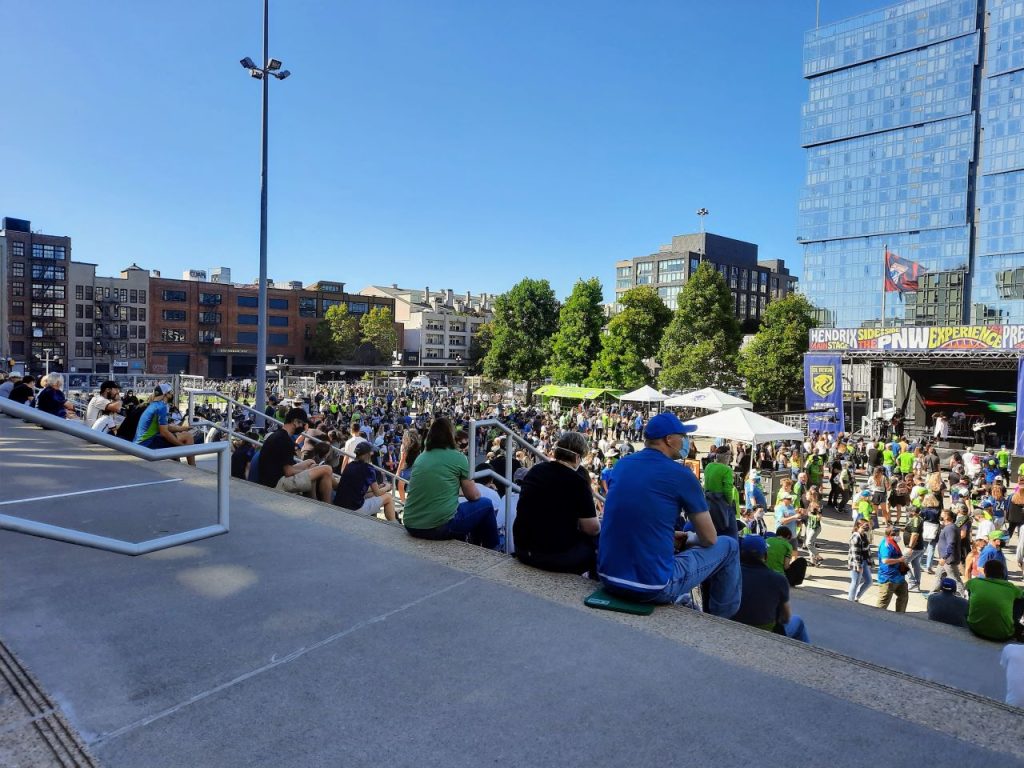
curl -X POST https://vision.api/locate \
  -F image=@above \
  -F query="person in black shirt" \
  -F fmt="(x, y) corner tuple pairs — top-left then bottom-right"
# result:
(9, 375), (36, 405)
(257, 408), (334, 502)
(732, 535), (809, 642)
(334, 441), (396, 520)
(513, 431), (600, 576)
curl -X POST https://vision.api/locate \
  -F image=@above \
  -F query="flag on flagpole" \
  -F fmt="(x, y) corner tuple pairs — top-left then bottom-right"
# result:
(884, 249), (923, 294)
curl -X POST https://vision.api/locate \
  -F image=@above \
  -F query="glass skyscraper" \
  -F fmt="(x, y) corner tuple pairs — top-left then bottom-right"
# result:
(798, 0), (1024, 328)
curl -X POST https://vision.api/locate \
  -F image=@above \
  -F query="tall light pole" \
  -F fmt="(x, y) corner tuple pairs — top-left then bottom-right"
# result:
(240, 0), (291, 428)
(696, 208), (709, 262)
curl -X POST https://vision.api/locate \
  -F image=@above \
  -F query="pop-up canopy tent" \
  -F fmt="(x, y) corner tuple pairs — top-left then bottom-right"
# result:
(618, 385), (668, 403)
(665, 387), (752, 411)
(683, 408), (802, 443)
(533, 384), (623, 401)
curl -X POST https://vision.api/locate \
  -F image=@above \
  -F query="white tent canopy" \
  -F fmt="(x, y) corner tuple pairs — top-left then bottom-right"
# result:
(666, 387), (752, 411)
(618, 385), (668, 403)
(683, 408), (802, 443)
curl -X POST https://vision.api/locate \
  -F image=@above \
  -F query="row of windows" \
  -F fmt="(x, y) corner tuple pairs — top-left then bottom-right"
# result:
(982, 70), (1024, 175)
(77, 303), (146, 322)
(158, 330), (290, 346)
(987, 0), (1024, 76)
(30, 243), (67, 260)
(163, 291), (378, 316)
(8, 321), (67, 337)
(801, 227), (971, 326)
(802, 33), (977, 147)
(74, 341), (146, 359)
(74, 285), (147, 303)
(802, 0), (977, 77)
(799, 115), (975, 242)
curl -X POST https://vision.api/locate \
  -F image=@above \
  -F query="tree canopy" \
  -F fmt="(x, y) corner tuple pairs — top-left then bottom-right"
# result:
(310, 304), (360, 363)
(739, 292), (817, 408)
(484, 278), (560, 386)
(587, 285), (671, 389)
(658, 262), (742, 391)
(546, 277), (605, 385)
(360, 306), (398, 359)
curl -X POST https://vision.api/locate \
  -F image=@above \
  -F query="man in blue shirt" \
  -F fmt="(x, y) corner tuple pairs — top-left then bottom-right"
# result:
(597, 413), (741, 617)
(134, 383), (197, 466)
(977, 530), (1008, 572)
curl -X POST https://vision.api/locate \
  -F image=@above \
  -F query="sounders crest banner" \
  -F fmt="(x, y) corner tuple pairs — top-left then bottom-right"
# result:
(804, 354), (844, 435)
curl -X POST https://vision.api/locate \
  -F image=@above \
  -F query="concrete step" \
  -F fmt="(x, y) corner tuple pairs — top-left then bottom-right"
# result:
(2, 414), (1023, 768)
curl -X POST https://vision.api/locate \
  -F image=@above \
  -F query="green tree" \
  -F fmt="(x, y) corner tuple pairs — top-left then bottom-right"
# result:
(313, 303), (359, 362)
(483, 278), (560, 392)
(739, 293), (817, 408)
(658, 262), (742, 391)
(360, 306), (398, 358)
(546, 277), (605, 385)
(587, 286), (671, 389)
(309, 321), (342, 363)
(467, 321), (493, 375)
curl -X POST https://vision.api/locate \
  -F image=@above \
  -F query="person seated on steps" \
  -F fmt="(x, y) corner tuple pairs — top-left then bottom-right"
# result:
(732, 534), (809, 642)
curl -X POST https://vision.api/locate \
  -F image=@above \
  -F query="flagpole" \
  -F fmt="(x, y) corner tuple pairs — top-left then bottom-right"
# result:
(881, 244), (887, 328)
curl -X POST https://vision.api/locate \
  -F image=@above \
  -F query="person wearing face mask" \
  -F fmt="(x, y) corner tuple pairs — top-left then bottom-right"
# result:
(513, 431), (600, 576)
(257, 407), (334, 502)
(597, 413), (741, 617)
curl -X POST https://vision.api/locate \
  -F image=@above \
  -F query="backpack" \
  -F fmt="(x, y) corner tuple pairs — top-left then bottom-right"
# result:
(705, 491), (738, 538)
(115, 403), (147, 442)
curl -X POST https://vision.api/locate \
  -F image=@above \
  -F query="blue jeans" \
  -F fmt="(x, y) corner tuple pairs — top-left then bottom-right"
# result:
(782, 615), (809, 643)
(638, 537), (741, 618)
(405, 498), (499, 550)
(904, 547), (924, 590)
(924, 542), (937, 571)
(848, 562), (872, 601)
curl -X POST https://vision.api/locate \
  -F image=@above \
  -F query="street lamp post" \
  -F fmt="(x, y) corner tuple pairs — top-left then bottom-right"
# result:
(240, 0), (291, 428)
(272, 354), (288, 393)
(696, 208), (709, 262)
(41, 350), (59, 377)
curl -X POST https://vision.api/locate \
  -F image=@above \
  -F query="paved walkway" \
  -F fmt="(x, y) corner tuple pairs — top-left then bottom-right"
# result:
(2, 416), (1023, 768)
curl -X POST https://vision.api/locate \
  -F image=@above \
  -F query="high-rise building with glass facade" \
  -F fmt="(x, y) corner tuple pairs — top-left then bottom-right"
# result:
(798, 0), (1024, 328)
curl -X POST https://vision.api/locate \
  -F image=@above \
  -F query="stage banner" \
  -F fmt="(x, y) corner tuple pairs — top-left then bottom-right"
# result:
(1016, 357), (1024, 456)
(804, 354), (844, 435)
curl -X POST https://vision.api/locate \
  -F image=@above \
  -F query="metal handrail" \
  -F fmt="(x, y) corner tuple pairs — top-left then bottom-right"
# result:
(185, 389), (405, 491)
(0, 397), (230, 555)
(467, 417), (606, 555)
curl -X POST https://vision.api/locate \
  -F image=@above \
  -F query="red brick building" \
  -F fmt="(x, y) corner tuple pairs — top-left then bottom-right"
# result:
(148, 278), (397, 377)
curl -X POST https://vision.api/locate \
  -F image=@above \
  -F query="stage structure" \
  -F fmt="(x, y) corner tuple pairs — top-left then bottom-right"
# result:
(805, 325), (1024, 453)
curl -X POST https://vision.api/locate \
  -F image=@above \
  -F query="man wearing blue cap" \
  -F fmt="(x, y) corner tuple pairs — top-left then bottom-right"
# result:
(732, 535), (809, 642)
(597, 412), (741, 617)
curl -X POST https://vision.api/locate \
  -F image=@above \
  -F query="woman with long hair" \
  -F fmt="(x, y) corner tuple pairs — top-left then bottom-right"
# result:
(402, 417), (498, 549)
(395, 429), (422, 503)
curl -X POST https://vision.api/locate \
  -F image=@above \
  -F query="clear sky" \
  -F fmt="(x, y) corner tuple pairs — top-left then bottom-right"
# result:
(3, 0), (886, 301)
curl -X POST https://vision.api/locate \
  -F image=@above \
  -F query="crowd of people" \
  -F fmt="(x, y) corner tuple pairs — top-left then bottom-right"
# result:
(3, 371), (1023, 661)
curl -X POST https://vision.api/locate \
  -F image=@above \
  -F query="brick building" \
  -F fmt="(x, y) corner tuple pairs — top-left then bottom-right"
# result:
(1, 217), (72, 375)
(148, 277), (397, 377)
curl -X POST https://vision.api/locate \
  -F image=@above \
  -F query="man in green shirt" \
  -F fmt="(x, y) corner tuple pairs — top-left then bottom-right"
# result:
(997, 445), (1011, 480)
(966, 560), (1024, 642)
(897, 448), (915, 478)
(882, 446), (895, 476)
(765, 527), (806, 587)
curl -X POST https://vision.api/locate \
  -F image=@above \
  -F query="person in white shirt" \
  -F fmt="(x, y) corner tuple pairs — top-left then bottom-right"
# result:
(86, 380), (123, 430)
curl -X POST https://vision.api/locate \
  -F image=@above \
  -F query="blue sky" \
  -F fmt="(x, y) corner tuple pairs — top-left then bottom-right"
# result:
(3, 0), (885, 301)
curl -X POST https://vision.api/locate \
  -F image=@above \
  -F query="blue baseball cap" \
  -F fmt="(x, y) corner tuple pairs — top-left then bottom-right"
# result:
(644, 412), (696, 439)
(740, 535), (768, 558)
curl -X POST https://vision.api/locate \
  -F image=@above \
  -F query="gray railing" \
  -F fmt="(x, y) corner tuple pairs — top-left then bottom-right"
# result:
(0, 397), (230, 555)
(467, 417), (605, 554)
(185, 389), (405, 491)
